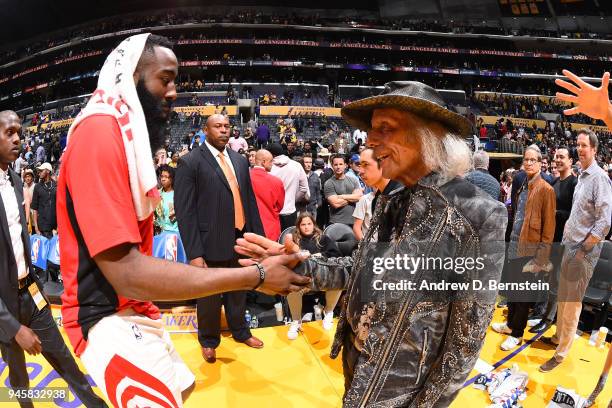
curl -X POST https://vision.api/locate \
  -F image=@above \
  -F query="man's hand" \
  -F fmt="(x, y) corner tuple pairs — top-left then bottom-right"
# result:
(189, 257), (207, 268)
(235, 233), (300, 265)
(15, 325), (42, 355)
(257, 252), (312, 296)
(556, 70), (612, 124)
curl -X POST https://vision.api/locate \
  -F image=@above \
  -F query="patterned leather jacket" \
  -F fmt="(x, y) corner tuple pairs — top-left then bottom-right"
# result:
(298, 173), (508, 407)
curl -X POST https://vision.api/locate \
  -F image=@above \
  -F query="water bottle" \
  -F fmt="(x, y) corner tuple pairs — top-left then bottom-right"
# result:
(314, 298), (323, 321)
(589, 329), (600, 346)
(245, 310), (252, 327)
(251, 315), (259, 329)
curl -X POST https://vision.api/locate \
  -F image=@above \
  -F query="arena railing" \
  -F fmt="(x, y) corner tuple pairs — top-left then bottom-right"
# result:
(2, 57), (605, 104)
(2, 22), (611, 72)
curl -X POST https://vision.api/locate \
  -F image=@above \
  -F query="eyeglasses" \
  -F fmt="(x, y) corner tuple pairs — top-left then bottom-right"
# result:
(523, 158), (541, 164)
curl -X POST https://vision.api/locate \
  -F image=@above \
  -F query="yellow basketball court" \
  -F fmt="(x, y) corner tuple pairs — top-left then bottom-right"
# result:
(2, 308), (609, 407)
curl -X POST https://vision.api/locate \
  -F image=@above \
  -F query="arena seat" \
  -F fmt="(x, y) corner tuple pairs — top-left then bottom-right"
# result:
(323, 223), (356, 257)
(152, 231), (188, 264)
(583, 240), (612, 331)
(30, 234), (50, 271)
(278, 226), (296, 244)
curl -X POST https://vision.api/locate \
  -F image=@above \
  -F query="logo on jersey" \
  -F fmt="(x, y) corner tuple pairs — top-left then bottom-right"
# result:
(131, 324), (143, 342)
(31, 239), (40, 264)
(164, 235), (178, 262)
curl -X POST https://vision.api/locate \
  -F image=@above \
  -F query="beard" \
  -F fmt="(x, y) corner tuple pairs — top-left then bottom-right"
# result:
(136, 79), (170, 153)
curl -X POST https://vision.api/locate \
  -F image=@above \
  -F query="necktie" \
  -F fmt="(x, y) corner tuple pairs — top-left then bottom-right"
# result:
(218, 153), (245, 230)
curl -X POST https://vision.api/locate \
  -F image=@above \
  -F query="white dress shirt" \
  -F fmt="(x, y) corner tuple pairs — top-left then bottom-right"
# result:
(0, 168), (28, 279)
(204, 140), (237, 177)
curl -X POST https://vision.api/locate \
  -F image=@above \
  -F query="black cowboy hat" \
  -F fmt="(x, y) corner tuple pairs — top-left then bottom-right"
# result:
(341, 81), (473, 136)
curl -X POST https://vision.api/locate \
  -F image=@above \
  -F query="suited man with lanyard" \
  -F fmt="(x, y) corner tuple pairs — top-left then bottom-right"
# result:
(175, 114), (265, 363)
(0, 111), (106, 407)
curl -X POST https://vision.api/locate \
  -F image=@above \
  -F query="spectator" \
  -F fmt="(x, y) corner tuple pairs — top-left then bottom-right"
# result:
(538, 129), (612, 372)
(247, 117), (257, 136)
(31, 162), (56, 238)
(352, 128), (367, 145)
(303, 141), (316, 158)
(35, 143), (46, 164)
(530, 146), (577, 334)
(299, 155), (322, 219)
(13, 152), (26, 175)
(250, 149), (285, 241)
(324, 154), (362, 227)
(541, 156), (551, 175)
(550, 160), (559, 178)
(285, 141), (302, 159)
(154, 165), (178, 233)
(189, 135), (201, 151)
(269, 143), (310, 231)
(154, 148), (168, 169)
(346, 153), (368, 192)
(243, 127), (254, 145)
(228, 129), (248, 153)
(286, 212), (342, 340)
(500, 169), (514, 205)
(255, 122), (270, 149)
(22, 169), (35, 233)
(314, 157), (332, 228)
(465, 150), (501, 200)
(492, 145), (556, 351)
(24, 145), (33, 164)
(352, 148), (396, 240)
(247, 147), (257, 168)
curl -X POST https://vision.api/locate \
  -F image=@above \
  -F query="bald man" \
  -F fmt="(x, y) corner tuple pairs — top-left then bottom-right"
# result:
(174, 113), (266, 363)
(250, 149), (286, 241)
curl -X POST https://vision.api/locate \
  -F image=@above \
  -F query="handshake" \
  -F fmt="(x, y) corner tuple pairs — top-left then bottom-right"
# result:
(233, 233), (313, 296)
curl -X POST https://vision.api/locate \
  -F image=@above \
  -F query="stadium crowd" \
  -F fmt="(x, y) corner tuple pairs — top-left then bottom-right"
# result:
(1, 25), (611, 407)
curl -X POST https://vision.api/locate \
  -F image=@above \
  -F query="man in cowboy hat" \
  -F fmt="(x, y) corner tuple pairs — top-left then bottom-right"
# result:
(236, 81), (508, 407)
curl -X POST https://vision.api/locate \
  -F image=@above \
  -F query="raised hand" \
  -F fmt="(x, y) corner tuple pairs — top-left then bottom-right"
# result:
(555, 70), (612, 125)
(235, 233), (299, 266)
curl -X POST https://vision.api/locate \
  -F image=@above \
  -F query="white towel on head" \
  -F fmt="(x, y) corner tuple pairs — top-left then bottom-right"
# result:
(67, 33), (160, 220)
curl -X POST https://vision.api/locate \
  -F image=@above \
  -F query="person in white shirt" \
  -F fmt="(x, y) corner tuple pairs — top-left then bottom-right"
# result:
(268, 143), (310, 230)
(13, 152), (27, 175)
(352, 128), (367, 145)
(228, 129), (249, 152)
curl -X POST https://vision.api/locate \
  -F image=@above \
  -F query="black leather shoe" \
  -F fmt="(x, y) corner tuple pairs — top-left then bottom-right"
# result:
(529, 319), (552, 334)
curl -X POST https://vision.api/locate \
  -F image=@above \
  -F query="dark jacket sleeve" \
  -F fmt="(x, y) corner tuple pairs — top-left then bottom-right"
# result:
(410, 203), (508, 407)
(30, 184), (39, 211)
(174, 157), (204, 261)
(0, 298), (21, 343)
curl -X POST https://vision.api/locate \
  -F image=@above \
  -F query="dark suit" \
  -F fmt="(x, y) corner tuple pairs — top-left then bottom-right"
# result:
(0, 169), (105, 407)
(175, 144), (264, 348)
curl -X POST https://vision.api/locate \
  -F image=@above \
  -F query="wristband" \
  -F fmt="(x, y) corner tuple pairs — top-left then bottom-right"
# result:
(253, 263), (266, 290)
